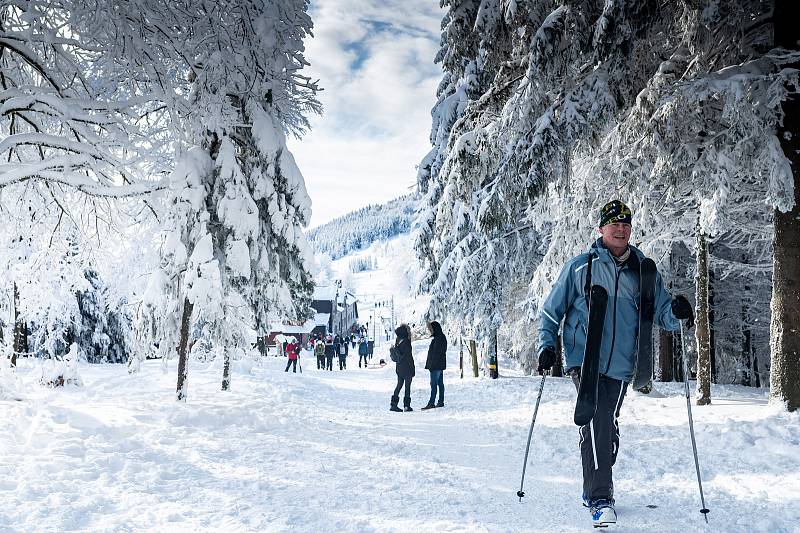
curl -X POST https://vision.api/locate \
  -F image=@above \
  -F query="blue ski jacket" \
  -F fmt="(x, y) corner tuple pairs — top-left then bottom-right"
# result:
(537, 239), (679, 383)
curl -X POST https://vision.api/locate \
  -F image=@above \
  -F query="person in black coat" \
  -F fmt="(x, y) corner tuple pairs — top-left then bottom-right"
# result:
(337, 336), (348, 370)
(324, 335), (335, 371)
(390, 323), (415, 412)
(421, 320), (447, 410)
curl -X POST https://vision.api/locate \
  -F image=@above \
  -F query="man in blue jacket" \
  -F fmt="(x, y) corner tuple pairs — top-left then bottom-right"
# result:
(536, 200), (694, 527)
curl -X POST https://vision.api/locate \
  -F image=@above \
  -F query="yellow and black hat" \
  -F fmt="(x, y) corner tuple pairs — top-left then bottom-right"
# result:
(599, 200), (632, 227)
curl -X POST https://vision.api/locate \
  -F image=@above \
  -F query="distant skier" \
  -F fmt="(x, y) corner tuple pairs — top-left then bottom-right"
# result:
(389, 323), (415, 412)
(421, 321), (447, 410)
(536, 200), (694, 527)
(284, 340), (299, 373)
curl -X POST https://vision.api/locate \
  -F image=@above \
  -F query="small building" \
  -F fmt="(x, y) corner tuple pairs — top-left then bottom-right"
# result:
(263, 318), (316, 353)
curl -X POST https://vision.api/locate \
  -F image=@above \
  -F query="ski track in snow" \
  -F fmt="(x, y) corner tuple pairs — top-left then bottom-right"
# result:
(1, 345), (799, 533)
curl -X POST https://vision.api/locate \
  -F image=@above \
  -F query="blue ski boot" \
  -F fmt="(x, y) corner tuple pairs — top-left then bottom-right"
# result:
(589, 499), (616, 528)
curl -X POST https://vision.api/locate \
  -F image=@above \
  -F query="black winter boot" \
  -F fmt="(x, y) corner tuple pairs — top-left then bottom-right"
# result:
(403, 396), (413, 412)
(390, 395), (402, 412)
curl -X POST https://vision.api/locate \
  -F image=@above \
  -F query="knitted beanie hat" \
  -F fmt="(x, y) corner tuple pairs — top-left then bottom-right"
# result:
(599, 200), (632, 227)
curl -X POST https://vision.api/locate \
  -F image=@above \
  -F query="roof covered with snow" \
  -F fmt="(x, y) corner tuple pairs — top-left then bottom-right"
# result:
(313, 285), (358, 305)
(270, 318), (316, 334)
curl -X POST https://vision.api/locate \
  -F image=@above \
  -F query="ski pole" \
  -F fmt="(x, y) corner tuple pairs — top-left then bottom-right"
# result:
(679, 320), (710, 522)
(517, 371), (548, 502)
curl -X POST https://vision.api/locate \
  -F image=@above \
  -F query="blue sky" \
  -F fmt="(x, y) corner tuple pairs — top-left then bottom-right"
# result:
(286, 0), (444, 228)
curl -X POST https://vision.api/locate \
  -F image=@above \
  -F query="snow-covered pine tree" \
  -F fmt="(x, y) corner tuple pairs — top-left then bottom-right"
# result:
(74, 269), (132, 364)
(415, 0), (800, 395)
(0, 0), (170, 369)
(110, 0), (319, 398)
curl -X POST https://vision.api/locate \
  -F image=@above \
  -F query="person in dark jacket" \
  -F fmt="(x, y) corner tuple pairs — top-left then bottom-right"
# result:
(358, 337), (369, 368)
(337, 336), (348, 370)
(390, 323), (415, 412)
(324, 335), (335, 371)
(421, 321), (447, 410)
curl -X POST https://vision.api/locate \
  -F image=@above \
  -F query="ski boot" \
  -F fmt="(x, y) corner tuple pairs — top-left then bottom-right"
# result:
(589, 499), (616, 528)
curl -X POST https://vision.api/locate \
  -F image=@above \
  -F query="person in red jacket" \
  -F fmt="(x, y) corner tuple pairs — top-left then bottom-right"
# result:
(284, 340), (299, 373)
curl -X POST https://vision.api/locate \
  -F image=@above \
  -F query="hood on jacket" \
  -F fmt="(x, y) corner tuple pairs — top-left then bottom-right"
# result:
(429, 320), (443, 337)
(395, 323), (411, 339)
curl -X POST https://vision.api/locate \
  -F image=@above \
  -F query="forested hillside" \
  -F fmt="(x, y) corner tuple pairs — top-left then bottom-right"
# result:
(307, 194), (418, 259)
(414, 1), (799, 408)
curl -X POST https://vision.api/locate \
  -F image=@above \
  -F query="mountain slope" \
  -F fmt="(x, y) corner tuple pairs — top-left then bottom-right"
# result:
(307, 194), (418, 260)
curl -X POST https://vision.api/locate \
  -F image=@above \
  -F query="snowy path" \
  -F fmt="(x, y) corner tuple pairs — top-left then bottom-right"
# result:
(1, 342), (799, 532)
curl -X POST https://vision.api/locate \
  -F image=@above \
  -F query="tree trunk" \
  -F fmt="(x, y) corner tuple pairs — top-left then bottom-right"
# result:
(222, 351), (231, 391)
(488, 332), (499, 379)
(770, 0), (800, 412)
(658, 329), (674, 382)
(11, 282), (27, 367)
(176, 297), (194, 402)
(469, 339), (479, 377)
(753, 352), (761, 388)
(459, 337), (464, 379)
(741, 285), (752, 387)
(695, 229), (712, 405)
(709, 269), (716, 383)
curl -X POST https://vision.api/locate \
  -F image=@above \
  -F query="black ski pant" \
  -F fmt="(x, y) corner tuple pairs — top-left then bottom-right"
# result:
(284, 359), (297, 373)
(393, 375), (412, 401)
(359, 354), (368, 367)
(316, 354), (325, 369)
(326, 355), (333, 371)
(338, 355), (347, 370)
(571, 370), (627, 503)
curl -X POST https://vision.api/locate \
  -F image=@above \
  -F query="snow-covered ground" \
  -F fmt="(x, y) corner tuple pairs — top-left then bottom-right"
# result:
(1, 345), (799, 533)
(3, 230), (798, 532)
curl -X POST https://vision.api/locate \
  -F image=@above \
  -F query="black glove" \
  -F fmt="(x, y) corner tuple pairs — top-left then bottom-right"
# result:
(537, 346), (557, 373)
(671, 295), (695, 328)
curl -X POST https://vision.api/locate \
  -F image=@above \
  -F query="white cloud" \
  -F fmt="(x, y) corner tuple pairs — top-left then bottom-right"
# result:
(286, 0), (443, 228)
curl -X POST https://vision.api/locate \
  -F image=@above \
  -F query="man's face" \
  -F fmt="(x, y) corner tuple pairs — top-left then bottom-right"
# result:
(599, 222), (632, 249)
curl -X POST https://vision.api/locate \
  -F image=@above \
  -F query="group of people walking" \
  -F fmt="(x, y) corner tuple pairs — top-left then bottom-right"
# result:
(389, 320), (447, 412)
(282, 319), (452, 412)
(281, 320), (451, 415)
(283, 333), (372, 373)
(312, 334), (360, 371)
